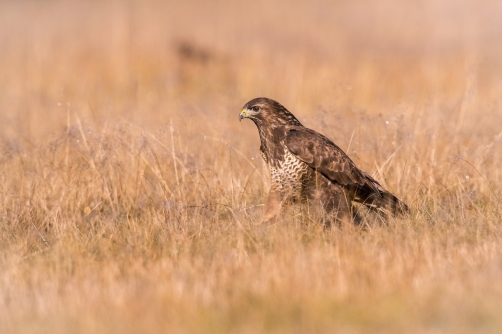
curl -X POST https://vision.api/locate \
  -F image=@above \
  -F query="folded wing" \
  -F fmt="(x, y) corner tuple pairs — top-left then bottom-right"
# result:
(285, 126), (408, 215)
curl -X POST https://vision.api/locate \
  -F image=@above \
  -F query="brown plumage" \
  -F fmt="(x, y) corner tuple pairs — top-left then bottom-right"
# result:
(239, 97), (409, 226)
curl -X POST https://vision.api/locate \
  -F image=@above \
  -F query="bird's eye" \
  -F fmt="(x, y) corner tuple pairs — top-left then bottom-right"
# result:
(251, 106), (260, 112)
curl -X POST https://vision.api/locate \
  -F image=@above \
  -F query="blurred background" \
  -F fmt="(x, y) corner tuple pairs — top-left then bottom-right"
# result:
(1, 0), (501, 143)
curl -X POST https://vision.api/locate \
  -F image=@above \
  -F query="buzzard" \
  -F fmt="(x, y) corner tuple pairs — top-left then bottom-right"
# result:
(239, 97), (409, 226)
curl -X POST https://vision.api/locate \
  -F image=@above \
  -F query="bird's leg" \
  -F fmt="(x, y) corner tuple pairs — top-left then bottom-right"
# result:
(259, 188), (287, 226)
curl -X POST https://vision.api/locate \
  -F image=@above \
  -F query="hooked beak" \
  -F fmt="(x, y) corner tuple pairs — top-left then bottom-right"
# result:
(239, 108), (258, 121)
(239, 109), (246, 121)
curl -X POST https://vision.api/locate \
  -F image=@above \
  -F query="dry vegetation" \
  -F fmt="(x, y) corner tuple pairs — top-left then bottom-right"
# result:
(1, 0), (501, 333)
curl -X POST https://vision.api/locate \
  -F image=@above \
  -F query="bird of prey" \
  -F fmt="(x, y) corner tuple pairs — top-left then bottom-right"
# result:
(239, 97), (409, 226)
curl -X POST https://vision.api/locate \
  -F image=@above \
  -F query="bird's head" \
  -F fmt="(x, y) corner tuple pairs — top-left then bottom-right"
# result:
(239, 97), (302, 127)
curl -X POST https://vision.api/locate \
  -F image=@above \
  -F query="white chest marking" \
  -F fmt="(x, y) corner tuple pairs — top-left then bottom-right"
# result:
(269, 150), (310, 193)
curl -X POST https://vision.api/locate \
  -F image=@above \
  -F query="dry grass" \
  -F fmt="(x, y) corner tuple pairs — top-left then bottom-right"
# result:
(1, 0), (501, 333)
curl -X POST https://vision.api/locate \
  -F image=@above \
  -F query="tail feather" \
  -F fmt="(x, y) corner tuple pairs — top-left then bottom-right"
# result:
(353, 173), (409, 216)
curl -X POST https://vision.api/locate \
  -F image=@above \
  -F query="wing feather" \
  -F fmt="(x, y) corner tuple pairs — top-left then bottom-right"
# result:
(285, 126), (380, 194)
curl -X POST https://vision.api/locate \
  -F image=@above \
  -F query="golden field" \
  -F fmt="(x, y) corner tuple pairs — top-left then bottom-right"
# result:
(1, 0), (501, 332)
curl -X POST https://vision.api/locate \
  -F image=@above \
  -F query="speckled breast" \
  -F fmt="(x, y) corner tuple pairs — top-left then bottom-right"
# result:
(268, 150), (315, 199)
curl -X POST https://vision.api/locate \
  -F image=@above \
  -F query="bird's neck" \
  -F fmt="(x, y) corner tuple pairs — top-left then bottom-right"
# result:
(255, 123), (289, 166)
